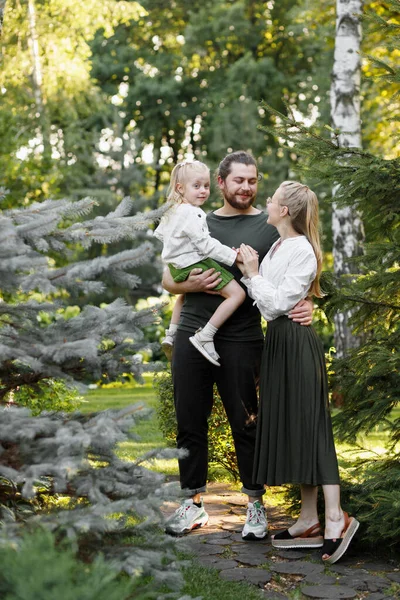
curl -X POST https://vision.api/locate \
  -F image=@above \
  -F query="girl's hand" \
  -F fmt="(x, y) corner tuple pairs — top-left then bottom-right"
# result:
(235, 249), (243, 263)
(238, 244), (259, 278)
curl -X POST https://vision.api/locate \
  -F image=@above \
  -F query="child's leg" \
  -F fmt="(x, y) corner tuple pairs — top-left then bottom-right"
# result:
(209, 280), (246, 329)
(170, 294), (184, 327)
(162, 294), (184, 360)
(189, 281), (245, 366)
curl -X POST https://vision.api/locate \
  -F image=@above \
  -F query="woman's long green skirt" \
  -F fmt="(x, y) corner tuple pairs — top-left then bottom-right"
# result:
(254, 316), (340, 487)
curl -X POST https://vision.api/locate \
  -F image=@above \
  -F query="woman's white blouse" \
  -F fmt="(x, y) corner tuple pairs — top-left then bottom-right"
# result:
(241, 236), (317, 322)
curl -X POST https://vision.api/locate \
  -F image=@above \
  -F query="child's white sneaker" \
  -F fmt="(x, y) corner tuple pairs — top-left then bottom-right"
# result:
(161, 329), (175, 361)
(189, 328), (220, 366)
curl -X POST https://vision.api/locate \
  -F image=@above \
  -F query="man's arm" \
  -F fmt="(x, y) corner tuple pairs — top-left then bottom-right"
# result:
(162, 266), (222, 295)
(288, 298), (313, 326)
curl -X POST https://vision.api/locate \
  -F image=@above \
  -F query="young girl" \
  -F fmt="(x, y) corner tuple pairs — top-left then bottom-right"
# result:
(238, 181), (359, 564)
(154, 160), (245, 366)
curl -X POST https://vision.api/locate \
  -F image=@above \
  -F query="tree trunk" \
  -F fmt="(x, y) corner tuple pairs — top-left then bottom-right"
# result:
(0, 0), (7, 37)
(27, 0), (51, 163)
(330, 0), (365, 358)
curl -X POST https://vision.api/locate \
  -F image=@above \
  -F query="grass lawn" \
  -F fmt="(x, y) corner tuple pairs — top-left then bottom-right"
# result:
(82, 377), (179, 477)
(82, 377), (399, 483)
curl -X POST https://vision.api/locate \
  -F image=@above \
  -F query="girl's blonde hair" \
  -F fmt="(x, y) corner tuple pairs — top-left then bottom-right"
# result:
(167, 160), (210, 204)
(279, 181), (324, 298)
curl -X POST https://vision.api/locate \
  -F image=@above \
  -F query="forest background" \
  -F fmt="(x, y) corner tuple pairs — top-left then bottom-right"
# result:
(0, 0), (399, 594)
(1, 0), (398, 350)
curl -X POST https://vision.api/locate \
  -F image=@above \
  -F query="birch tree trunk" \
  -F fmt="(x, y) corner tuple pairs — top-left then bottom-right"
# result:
(330, 0), (365, 358)
(0, 0), (7, 37)
(27, 0), (51, 162)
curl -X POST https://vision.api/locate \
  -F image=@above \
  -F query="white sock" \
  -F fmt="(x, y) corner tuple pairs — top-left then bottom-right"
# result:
(198, 322), (218, 341)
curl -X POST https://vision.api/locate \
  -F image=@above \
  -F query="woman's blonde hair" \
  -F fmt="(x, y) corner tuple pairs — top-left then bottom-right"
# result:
(167, 160), (210, 204)
(279, 181), (324, 298)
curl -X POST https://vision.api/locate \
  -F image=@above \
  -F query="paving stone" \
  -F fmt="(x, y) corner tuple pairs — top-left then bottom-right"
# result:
(271, 560), (324, 576)
(387, 572), (400, 583)
(230, 534), (271, 546)
(218, 492), (247, 504)
(189, 526), (222, 535)
(207, 530), (233, 539)
(219, 569), (246, 582)
(273, 549), (309, 560)
(179, 538), (205, 549)
(307, 549), (324, 561)
(324, 556), (358, 569)
(235, 553), (269, 566)
(301, 584), (358, 598)
(172, 484), (398, 600)
(190, 534), (209, 543)
(221, 515), (245, 524)
(196, 545), (223, 556)
(177, 542), (205, 556)
(336, 575), (368, 592)
(305, 573), (337, 585)
(357, 561), (399, 572)
(198, 557), (238, 570)
(240, 568), (272, 586)
(221, 523), (243, 532)
(195, 554), (219, 565)
(232, 544), (271, 556)
(230, 532), (247, 543)
(230, 507), (246, 516)
(339, 574), (391, 592)
(205, 537), (232, 545)
(327, 565), (357, 576)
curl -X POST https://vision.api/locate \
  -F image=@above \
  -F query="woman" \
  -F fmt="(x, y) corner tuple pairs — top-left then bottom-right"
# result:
(238, 181), (359, 564)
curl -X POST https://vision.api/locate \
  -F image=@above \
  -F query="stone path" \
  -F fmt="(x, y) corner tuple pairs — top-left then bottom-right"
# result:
(162, 483), (400, 599)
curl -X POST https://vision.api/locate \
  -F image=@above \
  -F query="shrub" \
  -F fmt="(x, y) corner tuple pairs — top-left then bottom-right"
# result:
(7, 379), (83, 415)
(0, 405), (185, 597)
(0, 528), (135, 600)
(153, 368), (239, 481)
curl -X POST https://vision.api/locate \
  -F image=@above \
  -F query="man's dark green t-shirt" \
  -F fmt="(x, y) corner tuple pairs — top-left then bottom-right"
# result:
(178, 211), (279, 341)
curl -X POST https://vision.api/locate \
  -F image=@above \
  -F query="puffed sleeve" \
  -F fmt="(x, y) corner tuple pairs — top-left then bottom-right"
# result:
(243, 249), (317, 321)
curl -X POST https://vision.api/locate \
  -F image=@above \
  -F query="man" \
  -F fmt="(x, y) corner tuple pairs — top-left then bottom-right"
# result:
(162, 151), (312, 539)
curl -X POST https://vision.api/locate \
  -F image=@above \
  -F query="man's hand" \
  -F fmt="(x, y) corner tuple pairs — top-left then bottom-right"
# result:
(186, 268), (222, 292)
(162, 266), (222, 294)
(288, 298), (313, 326)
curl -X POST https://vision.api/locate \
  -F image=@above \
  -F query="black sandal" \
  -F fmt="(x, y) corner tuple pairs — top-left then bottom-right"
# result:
(272, 523), (323, 549)
(322, 512), (360, 564)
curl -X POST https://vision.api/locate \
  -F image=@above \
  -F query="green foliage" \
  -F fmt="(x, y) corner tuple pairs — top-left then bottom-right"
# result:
(261, 0), (400, 550)
(9, 379), (83, 415)
(0, 528), (135, 600)
(153, 368), (239, 481)
(0, 404), (184, 596)
(181, 560), (263, 600)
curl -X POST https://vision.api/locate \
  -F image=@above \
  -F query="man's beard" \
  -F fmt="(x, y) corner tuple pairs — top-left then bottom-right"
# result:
(224, 188), (256, 210)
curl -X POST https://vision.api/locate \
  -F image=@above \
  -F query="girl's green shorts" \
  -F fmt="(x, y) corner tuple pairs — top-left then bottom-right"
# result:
(168, 258), (234, 290)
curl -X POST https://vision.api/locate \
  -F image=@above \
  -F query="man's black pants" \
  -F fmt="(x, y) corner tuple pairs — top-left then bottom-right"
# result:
(172, 330), (265, 498)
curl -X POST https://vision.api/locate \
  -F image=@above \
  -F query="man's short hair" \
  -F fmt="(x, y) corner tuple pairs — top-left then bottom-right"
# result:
(217, 151), (258, 181)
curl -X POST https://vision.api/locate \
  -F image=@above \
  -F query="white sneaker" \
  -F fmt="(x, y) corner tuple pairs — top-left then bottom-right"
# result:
(161, 329), (175, 361)
(189, 328), (220, 366)
(165, 499), (209, 536)
(242, 500), (268, 540)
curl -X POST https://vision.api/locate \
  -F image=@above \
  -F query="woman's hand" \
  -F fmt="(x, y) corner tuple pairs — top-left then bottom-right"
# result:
(238, 244), (259, 278)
